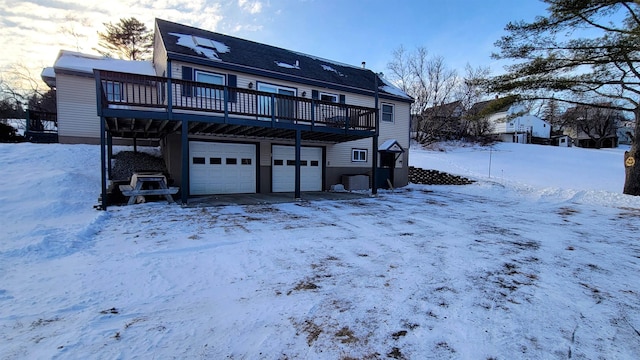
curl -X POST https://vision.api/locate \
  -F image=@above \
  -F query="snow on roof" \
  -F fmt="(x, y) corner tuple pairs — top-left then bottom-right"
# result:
(511, 114), (550, 124)
(41, 67), (55, 78)
(169, 32), (229, 61)
(378, 139), (404, 153)
(378, 76), (411, 99)
(41, 67), (56, 88)
(53, 50), (155, 76)
(321, 64), (345, 77)
(289, 49), (367, 72)
(275, 61), (299, 69)
(507, 104), (527, 115)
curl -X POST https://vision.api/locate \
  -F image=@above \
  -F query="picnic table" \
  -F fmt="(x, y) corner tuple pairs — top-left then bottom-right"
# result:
(119, 173), (179, 205)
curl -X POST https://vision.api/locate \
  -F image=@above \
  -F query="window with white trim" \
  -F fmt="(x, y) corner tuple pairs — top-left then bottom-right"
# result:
(320, 92), (338, 103)
(195, 70), (225, 99)
(352, 148), (367, 162)
(257, 82), (297, 119)
(381, 103), (394, 122)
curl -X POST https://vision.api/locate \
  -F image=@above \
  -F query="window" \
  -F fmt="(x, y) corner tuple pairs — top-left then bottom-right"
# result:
(226, 158), (237, 165)
(241, 158), (252, 165)
(209, 157), (222, 164)
(381, 103), (394, 122)
(257, 82), (297, 120)
(352, 149), (367, 162)
(320, 92), (338, 103)
(192, 157), (205, 164)
(274, 159), (284, 166)
(286, 160), (296, 166)
(195, 70), (224, 99)
(310, 160), (319, 167)
(104, 81), (122, 102)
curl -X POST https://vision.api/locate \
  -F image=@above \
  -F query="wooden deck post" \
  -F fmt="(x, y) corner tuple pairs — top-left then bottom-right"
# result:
(107, 133), (113, 180)
(372, 73), (379, 195)
(181, 120), (189, 205)
(100, 116), (108, 210)
(295, 129), (301, 199)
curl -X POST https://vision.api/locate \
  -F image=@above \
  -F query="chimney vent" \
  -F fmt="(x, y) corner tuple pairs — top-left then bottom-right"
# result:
(361, 61), (366, 69)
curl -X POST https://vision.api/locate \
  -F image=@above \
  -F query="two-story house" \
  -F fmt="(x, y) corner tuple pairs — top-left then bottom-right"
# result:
(473, 98), (551, 144)
(43, 19), (412, 208)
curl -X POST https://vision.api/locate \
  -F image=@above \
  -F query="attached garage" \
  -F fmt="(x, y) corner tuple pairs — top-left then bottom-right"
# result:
(189, 141), (256, 195)
(272, 145), (323, 192)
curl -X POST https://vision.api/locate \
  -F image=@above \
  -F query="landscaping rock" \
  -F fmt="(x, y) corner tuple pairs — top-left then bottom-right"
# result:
(409, 166), (475, 185)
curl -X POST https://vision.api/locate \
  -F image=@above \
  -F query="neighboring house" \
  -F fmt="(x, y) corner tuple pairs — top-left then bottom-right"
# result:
(493, 114), (552, 144)
(475, 99), (551, 144)
(561, 104), (620, 148)
(616, 119), (634, 146)
(418, 97), (552, 144)
(42, 19), (413, 207)
(412, 100), (465, 141)
(42, 50), (156, 144)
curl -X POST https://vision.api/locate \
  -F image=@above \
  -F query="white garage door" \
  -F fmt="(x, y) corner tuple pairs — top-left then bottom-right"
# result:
(189, 141), (256, 195)
(272, 145), (322, 192)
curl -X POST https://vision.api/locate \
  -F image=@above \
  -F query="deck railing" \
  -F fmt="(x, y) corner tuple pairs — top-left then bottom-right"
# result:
(97, 70), (377, 132)
(25, 110), (58, 143)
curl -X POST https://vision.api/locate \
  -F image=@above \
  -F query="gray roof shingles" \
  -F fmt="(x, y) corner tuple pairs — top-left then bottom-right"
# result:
(156, 19), (411, 102)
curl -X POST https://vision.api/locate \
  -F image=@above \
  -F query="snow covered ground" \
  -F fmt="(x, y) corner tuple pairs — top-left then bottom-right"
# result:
(1, 142), (640, 359)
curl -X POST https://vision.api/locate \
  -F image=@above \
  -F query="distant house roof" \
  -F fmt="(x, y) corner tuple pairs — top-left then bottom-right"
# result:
(469, 98), (511, 114)
(462, 96), (523, 119)
(155, 18), (411, 102)
(42, 50), (155, 87)
(422, 100), (464, 118)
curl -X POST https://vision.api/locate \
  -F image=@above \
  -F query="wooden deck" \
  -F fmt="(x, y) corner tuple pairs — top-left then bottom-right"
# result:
(96, 70), (378, 142)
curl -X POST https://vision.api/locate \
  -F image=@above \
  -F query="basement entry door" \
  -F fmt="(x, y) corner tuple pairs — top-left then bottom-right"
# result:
(189, 141), (256, 195)
(272, 145), (322, 192)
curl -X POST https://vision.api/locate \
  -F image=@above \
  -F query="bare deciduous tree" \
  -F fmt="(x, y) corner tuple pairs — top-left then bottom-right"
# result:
(562, 102), (624, 148)
(59, 14), (92, 52)
(387, 46), (459, 144)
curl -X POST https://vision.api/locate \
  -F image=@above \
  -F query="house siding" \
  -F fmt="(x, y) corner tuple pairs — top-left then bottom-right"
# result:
(162, 132), (414, 191)
(56, 73), (100, 143)
(167, 60), (410, 183)
(169, 60), (379, 108)
(153, 28), (168, 77)
(327, 99), (410, 169)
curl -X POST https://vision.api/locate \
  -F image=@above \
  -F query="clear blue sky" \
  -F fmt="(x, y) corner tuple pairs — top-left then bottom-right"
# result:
(0, 0), (549, 88)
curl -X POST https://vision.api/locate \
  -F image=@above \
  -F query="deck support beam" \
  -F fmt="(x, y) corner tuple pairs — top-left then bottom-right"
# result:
(181, 119), (189, 205)
(107, 133), (113, 180)
(295, 129), (301, 199)
(372, 73), (379, 196)
(100, 116), (108, 210)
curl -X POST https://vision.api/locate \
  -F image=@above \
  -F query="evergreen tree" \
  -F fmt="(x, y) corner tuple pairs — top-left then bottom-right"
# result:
(490, 1), (640, 195)
(542, 98), (564, 133)
(96, 17), (153, 60)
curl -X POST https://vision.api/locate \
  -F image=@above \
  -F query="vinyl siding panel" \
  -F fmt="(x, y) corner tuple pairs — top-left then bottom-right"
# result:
(168, 61), (375, 107)
(167, 60), (409, 171)
(56, 73), (100, 141)
(153, 29), (168, 77)
(260, 141), (271, 166)
(326, 100), (410, 169)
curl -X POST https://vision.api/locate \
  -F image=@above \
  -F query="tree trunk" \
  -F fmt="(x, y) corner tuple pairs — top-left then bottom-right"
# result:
(623, 108), (640, 195)
(595, 137), (602, 149)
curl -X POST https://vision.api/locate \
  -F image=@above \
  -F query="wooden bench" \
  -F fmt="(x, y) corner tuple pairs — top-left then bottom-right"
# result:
(118, 175), (179, 205)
